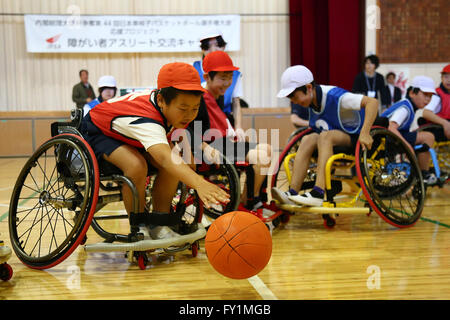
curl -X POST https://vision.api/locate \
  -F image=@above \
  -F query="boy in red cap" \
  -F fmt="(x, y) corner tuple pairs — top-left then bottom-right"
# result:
(80, 62), (229, 240)
(421, 64), (450, 140)
(193, 29), (245, 141)
(187, 51), (272, 213)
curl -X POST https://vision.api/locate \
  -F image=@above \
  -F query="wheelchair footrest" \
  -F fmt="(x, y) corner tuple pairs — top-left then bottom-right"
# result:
(277, 203), (370, 215)
(84, 224), (206, 253)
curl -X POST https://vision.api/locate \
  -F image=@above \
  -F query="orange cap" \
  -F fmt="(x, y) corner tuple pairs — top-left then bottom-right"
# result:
(157, 62), (206, 92)
(441, 64), (450, 74)
(203, 51), (239, 73)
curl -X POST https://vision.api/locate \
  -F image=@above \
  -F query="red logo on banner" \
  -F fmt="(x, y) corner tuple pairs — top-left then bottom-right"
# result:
(46, 34), (62, 43)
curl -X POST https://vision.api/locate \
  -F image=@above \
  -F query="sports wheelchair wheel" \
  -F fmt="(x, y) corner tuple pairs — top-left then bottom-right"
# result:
(356, 128), (425, 228)
(9, 134), (99, 269)
(271, 127), (317, 192)
(197, 154), (240, 219)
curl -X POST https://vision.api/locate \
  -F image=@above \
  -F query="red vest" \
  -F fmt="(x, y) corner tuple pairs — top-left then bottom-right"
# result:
(89, 91), (168, 148)
(436, 87), (450, 120)
(203, 91), (234, 141)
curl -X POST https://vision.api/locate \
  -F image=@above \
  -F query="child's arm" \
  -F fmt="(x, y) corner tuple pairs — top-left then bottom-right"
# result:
(359, 96), (379, 150)
(290, 113), (309, 128)
(387, 121), (415, 154)
(147, 143), (229, 208)
(422, 109), (450, 139)
(232, 98), (247, 142)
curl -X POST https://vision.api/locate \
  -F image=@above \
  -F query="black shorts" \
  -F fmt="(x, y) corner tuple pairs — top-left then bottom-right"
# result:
(80, 114), (158, 175)
(209, 137), (258, 163)
(402, 131), (418, 148)
(80, 114), (125, 161)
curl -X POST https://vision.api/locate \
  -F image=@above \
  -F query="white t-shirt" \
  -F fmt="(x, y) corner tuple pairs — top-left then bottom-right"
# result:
(319, 85), (364, 111)
(388, 107), (410, 128)
(111, 116), (169, 150)
(387, 83), (395, 103)
(424, 94), (442, 114)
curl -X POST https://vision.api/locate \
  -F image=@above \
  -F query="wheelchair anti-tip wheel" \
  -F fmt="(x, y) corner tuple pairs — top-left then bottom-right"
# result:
(9, 134), (99, 269)
(356, 128), (425, 228)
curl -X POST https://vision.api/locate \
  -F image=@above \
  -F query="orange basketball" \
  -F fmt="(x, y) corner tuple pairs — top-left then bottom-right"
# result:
(204, 211), (272, 279)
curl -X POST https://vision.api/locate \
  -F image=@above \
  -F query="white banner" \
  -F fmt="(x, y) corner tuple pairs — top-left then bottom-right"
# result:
(24, 14), (240, 53)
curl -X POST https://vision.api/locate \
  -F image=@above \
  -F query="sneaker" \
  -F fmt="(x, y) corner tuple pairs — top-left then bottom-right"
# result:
(148, 226), (181, 240)
(271, 187), (296, 205)
(288, 191), (324, 207)
(423, 172), (438, 186)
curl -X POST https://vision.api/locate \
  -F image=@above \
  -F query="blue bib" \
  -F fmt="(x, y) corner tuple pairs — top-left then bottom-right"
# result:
(309, 87), (365, 134)
(193, 60), (241, 114)
(381, 99), (414, 132)
(87, 98), (100, 109)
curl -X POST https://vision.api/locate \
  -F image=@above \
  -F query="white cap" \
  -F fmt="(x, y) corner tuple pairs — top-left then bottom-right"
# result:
(98, 75), (116, 88)
(199, 28), (223, 42)
(277, 65), (314, 98)
(411, 76), (436, 94)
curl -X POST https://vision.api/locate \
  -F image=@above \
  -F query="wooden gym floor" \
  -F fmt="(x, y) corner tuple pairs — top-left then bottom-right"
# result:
(0, 158), (449, 300)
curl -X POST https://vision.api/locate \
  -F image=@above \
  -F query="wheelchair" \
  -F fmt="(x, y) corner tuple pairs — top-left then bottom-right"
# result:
(271, 122), (426, 229)
(415, 122), (450, 186)
(8, 109), (205, 270)
(196, 149), (286, 231)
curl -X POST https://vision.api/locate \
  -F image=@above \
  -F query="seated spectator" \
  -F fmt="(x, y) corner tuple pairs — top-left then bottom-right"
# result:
(83, 75), (117, 116)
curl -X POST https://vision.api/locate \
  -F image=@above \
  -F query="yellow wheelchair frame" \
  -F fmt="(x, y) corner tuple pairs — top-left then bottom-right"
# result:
(272, 127), (426, 229)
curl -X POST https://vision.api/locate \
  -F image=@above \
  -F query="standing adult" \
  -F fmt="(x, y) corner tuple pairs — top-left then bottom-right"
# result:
(192, 29), (245, 141)
(72, 69), (96, 109)
(385, 72), (402, 107)
(352, 55), (390, 113)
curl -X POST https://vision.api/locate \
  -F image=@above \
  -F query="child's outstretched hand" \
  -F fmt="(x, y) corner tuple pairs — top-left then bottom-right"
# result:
(196, 179), (230, 209)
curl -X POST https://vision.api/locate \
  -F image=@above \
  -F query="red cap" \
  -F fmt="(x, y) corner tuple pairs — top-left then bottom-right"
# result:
(441, 64), (450, 74)
(203, 51), (239, 73)
(157, 62), (206, 92)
